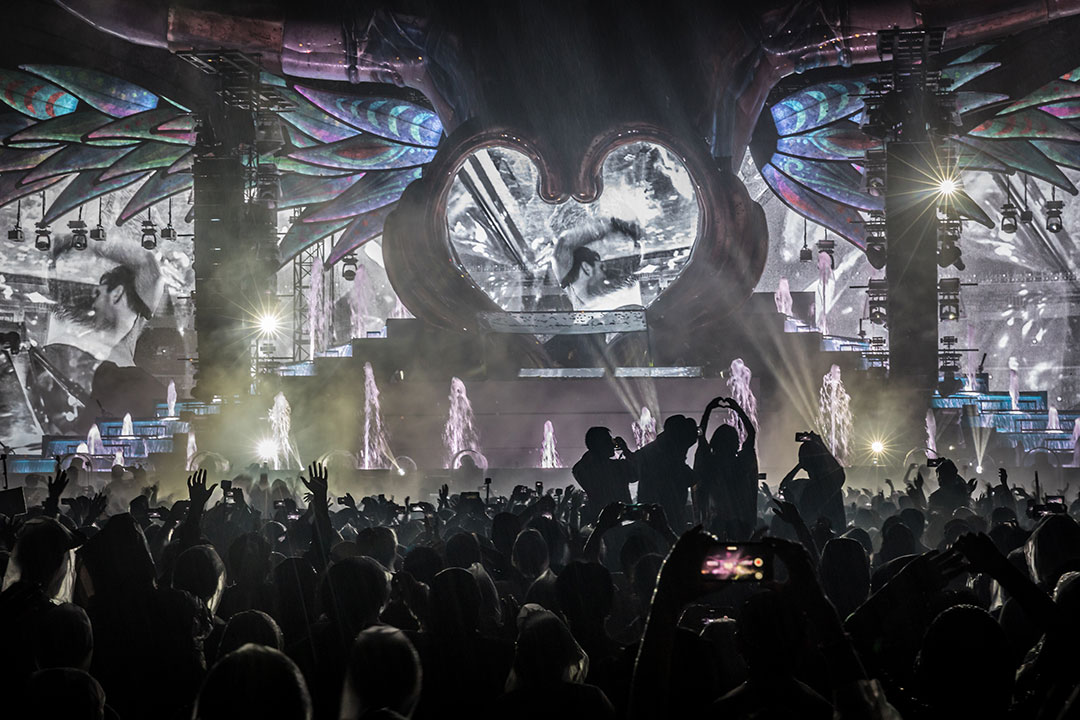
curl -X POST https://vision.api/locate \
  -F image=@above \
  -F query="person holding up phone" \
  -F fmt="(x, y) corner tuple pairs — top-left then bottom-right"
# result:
(779, 431), (847, 532)
(572, 427), (637, 524)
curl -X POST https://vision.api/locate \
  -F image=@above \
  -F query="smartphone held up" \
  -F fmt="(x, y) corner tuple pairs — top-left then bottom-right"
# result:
(700, 542), (773, 583)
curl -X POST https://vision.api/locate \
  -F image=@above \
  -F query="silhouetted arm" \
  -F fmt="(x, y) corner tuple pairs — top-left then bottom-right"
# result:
(300, 463), (333, 573)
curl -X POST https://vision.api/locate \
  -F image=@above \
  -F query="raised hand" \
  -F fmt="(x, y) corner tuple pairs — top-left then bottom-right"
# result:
(953, 532), (1009, 578)
(595, 502), (624, 532)
(771, 498), (802, 526)
(47, 467), (69, 501)
(186, 468), (217, 509)
(652, 527), (716, 612)
(998, 468), (1008, 487)
(339, 492), (357, 510)
(644, 503), (675, 540)
(300, 462), (329, 503)
(438, 483), (450, 510)
(86, 492), (108, 523)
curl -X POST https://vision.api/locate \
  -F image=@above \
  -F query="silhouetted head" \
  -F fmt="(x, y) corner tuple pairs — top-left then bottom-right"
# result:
(508, 608), (589, 690)
(877, 522), (916, 566)
(555, 561), (614, 630)
(585, 426), (616, 457)
(429, 567), (482, 635)
(1026, 513), (1080, 588)
(194, 644), (311, 720)
(317, 556), (390, 636)
(445, 532), (482, 569)
(898, 507), (926, 540)
(936, 459), (960, 485)
(663, 414), (698, 451)
(226, 532), (272, 587)
(31, 603), (94, 671)
(173, 545), (227, 614)
(5, 517), (80, 599)
(25, 668), (106, 720)
(915, 605), (1012, 718)
(356, 526), (397, 570)
(709, 424), (739, 456)
(401, 546), (444, 588)
(512, 528), (550, 579)
(340, 625), (422, 720)
(79, 513), (155, 598)
(218, 610), (284, 659)
(819, 538), (869, 620)
(491, 512), (522, 558)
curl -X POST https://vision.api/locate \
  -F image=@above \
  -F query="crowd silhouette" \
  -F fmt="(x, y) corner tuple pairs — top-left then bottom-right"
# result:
(3, 394), (1080, 719)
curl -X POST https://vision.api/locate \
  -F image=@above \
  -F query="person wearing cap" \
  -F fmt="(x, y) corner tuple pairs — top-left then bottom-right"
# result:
(556, 218), (644, 312)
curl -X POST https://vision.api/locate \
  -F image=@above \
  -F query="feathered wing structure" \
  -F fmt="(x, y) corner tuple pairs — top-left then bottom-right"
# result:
(751, 40), (1080, 255)
(0, 65), (443, 269)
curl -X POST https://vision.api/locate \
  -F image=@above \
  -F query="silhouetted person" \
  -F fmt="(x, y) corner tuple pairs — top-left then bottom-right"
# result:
(694, 397), (758, 539)
(572, 427), (636, 524)
(781, 431), (846, 531)
(634, 415), (698, 529)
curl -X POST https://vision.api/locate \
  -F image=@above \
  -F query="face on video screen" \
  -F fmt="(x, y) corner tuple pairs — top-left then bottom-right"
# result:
(447, 142), (700, 313)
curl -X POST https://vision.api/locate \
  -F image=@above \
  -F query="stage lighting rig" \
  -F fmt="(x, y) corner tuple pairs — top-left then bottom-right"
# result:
(255, 164), (280, 209)
(160, 198), (176, 240)
(866, 278), (888, 326)
(342, 254), (358, 281)
(69, 219), (88, 250)
(817, 232), (836, 270)
(8, 199), (24, 242)
(938, 278), (961, 321)
(938, 335), (965, 397)
(1000, 200), (1018, 233)
(1046, 187), (1064, 233)
(141, 213), (157, 249)
(90, 198), (106, 241)
(937, 217), (964, 271)
(799, 219), (812, 262)
(864, 214), (887, 269)
(34, 221), (51, 251)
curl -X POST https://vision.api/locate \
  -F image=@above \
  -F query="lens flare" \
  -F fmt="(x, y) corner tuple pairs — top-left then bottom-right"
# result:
(255, 437), (278, 463)
(938, 178), (958, 195)
(257, 312), (281, 338)
(871, 440), (885, 454)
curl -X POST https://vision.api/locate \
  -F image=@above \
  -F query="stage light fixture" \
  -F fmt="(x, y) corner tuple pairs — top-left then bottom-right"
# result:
(342, 253), (358, 281)
(255, 164), (281, 209)
(938, 278), (961, 321)
(864, 216), (887, 269)
(161, 225), (177, 241)
(817, 233), (836, 269)
(937, 220), (964, 271)
(90, 198), (106, 241)
(69, 219), (88, 250)
(937, 177), (958, 195)
(34, 221), (51, 251)
(1000, 202), (1018, 233)
(255, 438), (278, 463)
(9, 199), (24, 242)
(938, 335), (963, 397)
(257, 312), (281, 338)
(867, 278), (888, 326)
(140, 218), (157, 249)
(871, 440), (885, 454)
(1046, 198), (1064, 233)
(799, 219), (812, 262)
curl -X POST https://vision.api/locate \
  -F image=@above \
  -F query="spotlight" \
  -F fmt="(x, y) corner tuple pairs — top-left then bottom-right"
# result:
(976, 465), (984, 474)
(9, 199), (25, 242)
(938, 278), (961, 321)
(1020, 207), (1034, 225)
(89, 225), (106, 241)
(937, 177), (958, 195)
(817, 235), (836, 270)
(257, 312), (281, 338)
(867, 278), (888, 326)
(342, 253), (358, 281)
(1000, 201), (1018, 233)
(799, 245), (813, 262)
(870, 440), (885, 454)
(69, 219), (88, 250)
(255, 165), (280, 209)
(160, 225), (177, 241)
(34, 221), (51, 251)
(1046, 199), (1064, 233)
(864, 220), (887, 269)
(140, 219), (157, 249)
(937, 239), (964, 270)
(255, 438), (278, 463)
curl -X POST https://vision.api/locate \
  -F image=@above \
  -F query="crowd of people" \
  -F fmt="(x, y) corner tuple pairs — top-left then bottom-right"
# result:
(3, 394), (1080, 719)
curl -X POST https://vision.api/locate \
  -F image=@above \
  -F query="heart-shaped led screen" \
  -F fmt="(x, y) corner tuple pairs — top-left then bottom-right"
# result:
(447, 142), (699, 312)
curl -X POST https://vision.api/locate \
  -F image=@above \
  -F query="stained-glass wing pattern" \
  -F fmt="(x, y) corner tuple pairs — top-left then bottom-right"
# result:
(755, 41), (1080, 263)
(0, 65), (442, 267)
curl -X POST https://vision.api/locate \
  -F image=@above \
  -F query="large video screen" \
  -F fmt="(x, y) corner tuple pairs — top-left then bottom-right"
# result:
(446, 142), (700, 313)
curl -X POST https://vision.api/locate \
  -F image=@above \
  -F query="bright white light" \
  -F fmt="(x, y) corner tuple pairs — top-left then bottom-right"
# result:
(397, 468), (406, 476)
(256, 438), (278, 462)
(870, 440), (885, 455)
(976, 465), (984, 474)
(258, 313), (280, 337)
(938, 178), (958, 195)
